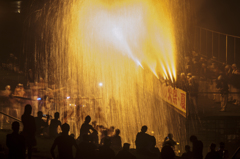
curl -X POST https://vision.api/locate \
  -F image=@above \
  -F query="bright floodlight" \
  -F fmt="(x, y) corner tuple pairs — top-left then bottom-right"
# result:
(99, 83), (103, 87)
(67, 96), (70, 99)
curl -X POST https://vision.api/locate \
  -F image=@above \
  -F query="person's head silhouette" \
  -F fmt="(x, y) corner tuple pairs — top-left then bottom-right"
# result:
(61, 123), (70, 135)
(123, 143), (130, 151)
(168, 133), (173, 139)
(37, 111), (43, 118)
(115, 129), (120, 136)
(24, 104), (32, 115)
(54, 112), (59, 119)
(210, 143), (216, 151)
(85, 115), (91, 124)
(12, 121), (20, 133)
(141, 125), (147, 133)
(190, 135), (197, 142)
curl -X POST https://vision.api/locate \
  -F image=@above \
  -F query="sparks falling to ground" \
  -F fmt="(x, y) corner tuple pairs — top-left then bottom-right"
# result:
(26, 0), (187, 150)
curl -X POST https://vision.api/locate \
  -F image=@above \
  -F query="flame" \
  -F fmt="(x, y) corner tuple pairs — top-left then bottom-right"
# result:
(76, 0), (176, 82)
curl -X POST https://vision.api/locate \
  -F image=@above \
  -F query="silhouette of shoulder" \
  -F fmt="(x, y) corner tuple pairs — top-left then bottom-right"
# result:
(115, 149), (136, 159)
(6, 133), (26, 159)
(21, 114), (36, 134)
(53, 135), (77, 159)
(161, 145), (175, 159)
(78, 141), (97, 158)
(51, 119), (61, 125)
(182, 151), (193, 159)
(80, 123), (93, 131)
(50, 119), (61, 128)
(205, 151), (221, 159)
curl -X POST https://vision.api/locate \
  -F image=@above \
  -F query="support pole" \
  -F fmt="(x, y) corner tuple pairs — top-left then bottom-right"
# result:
(226, 36), (228, 64)
(212, 32), (214, 57)
(234, 38), (236, 64)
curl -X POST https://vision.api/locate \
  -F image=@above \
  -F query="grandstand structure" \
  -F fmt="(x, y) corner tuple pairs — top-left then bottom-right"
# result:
(185, 27), (240, 156)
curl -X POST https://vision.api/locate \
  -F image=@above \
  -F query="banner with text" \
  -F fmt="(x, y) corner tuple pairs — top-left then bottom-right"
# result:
(159, 82), (186, 114)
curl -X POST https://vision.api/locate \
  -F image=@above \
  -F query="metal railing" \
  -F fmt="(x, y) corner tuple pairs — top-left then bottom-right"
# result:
(194, 27), (240, 65)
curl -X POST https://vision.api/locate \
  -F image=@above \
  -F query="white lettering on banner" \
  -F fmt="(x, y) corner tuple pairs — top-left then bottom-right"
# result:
(159, 83), (186, 114)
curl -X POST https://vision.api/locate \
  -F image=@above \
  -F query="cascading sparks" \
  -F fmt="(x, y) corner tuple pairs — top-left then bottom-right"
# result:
(27, 0), (188, 150)
(76, 0), (176, 82)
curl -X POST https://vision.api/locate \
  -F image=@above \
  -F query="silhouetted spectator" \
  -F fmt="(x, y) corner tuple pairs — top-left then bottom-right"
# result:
(49, 112), (61, 138)
(200, 63), (208, 78)
(34, 111), (49, 136)
(115, 143), (136, 159)
(189, 76), (199, 109)
(161, 141), (175, 159)
(190, 135), (203, 159)
(205, 143), (221, 159)
(135, 126), (156, 155)
(27, 69), (34, 83)
(50, 123), (79, 159)
(181, 145), (193, 159)
(98, 138), (115, 159)
(79, 115), (97, 142)
(3, 85), (12, 97)
(111, 129), (122, 151)
(100, 130), (110, 146)
(178, 73), (188, 91)
(217, 142), (229, 159)
(6, 121), (26, 159)
(78, 134), (97, 159)
(163, 133), (177, 148)
(216, 75), (228, 111)
(108, 126), (115, 136)
(21, 104), (36, 159)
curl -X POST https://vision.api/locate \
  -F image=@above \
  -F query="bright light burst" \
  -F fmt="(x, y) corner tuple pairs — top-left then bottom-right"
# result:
(29, 0), (187, 150)
(77, 0), (176, 82)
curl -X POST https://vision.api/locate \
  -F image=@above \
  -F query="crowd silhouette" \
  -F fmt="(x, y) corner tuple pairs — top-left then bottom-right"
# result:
(1, 104), (230, 159)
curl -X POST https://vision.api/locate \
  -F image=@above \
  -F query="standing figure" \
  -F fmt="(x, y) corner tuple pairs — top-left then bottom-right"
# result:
(21, 104), (36, 159)
(135, 126), (156, 155)
(190, 135), (203, 159)
(163, 133), (177, 148)
(217, 142), (229, 159)
(79, 115), (98, 142)
(50, 123), (79, 159)
(6, 121), (26, 159)
(34, 111), (49, 136)
(111, 129), (122, 151)
(181, 145), (193, 159)
(216, 75), (228, 112)
(205, 143), (221, 159)
(49, 112), (61, 138)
